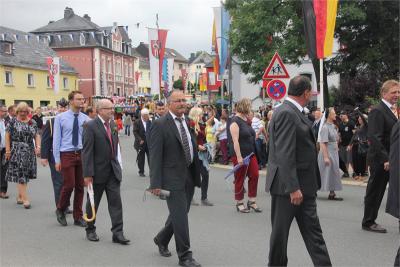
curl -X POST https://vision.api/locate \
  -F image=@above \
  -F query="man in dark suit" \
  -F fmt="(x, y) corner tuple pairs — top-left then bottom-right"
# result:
(362, 80), (399, 233)
(153, 101), (167, 121)
(82, 99), (129, 245)
(149, 90), (202, 267)
(266, 76), (331, 266)
(133, 108), (151, 177)
(40, 98), (69, 209)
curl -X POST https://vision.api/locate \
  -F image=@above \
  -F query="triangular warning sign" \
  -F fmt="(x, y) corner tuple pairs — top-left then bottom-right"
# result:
(262, 52), (290, 79)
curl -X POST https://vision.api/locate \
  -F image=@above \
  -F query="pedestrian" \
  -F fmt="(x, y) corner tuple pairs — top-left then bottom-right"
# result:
(31, 107), (44, 133)
(0, 105), (9, 199)
(349, 114), (368, 180)
(188, 107), (214, 206)
(318, 107), (344, 200)
(216, 113), (228, 165)
(4, 104), (16, 126)
(85, 106), (97, 120)
(362, 80), (399, 233)
(205, 115), (217, 163)
(40, 98), (70, 210)
(133, 108), (151, 177)
(266, 76), (331, 266)
(53, 91), (89, 227)
(5, 102), (41, 209)
(153, 101), (167, 120)
(251, 112), (267, 169)
(149, 90), (202, 267)
(123, 112), (132, 136)
(82, 99), (129, 245)
(229, 98), (261, 213)
(338, 111), (355, 177)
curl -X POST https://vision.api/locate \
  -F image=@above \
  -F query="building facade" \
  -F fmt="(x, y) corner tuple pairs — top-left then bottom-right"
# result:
(31, 7), (137, 98)
(0, 26), (77, 108)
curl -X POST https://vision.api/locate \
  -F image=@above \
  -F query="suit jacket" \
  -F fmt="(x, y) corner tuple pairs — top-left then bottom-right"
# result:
(367, 100), (398, 164)
(133, 119), (151, 150)
(266, 100), (321, 196)
(149, 112), (201, 191)
(82, 117), (122, 184)
(41, 117), (55, 163)
(386, 121), (399, 219)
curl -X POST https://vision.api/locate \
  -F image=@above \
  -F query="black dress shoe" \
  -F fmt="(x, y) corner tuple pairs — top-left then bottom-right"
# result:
(74, 218), (88, 227)
(154, 237), (172, 257)
(179, 258), (201, 267)
(65, 208), (73, 214)
(56, 209), (67, 226)
(362, 223), (387, 233)
(112, 233), (130, 245)
(139, 173), (146, 177)
(86, 231), (99, 242)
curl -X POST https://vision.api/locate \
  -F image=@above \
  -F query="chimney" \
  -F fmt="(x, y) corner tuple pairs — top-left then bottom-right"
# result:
(64, 7), (74, 19)
(49, 21), (54, 24)
(83, 14), (91, 21)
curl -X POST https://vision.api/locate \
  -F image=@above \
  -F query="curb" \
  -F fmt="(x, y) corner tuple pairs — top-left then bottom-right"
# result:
(211, 163), (368, 187)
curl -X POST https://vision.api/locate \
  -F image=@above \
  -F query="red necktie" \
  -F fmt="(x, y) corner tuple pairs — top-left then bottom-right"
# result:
(104, 121), (114, 157)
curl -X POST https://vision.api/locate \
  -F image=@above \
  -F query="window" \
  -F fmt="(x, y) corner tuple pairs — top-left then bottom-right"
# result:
(28, 74), (34, 87)
(46, 76), (51, 88)
(179, 64), (183, 70)
(63, 77), (68, 89)
(40, 101), (50, 107)
(129, 64), (133, 78)
(0, 99), (5, 106)
(80, 34), (86, 46)
(124, 63), (128, 77)
(4, 43), (12, 54)
(5, 71), (12, 85)
(15, 100), (33, 107)
(108, 59), (112, 74)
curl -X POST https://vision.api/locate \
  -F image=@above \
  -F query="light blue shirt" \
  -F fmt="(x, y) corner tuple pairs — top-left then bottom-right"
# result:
(53, 109), (89, 163)
(0, 119), (5, 148)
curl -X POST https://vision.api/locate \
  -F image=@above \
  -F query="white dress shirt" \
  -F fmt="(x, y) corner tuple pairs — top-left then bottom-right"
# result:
(98, 116), (123, 169)
(169, 111), (194, 162)
(286, 97), (304, 113)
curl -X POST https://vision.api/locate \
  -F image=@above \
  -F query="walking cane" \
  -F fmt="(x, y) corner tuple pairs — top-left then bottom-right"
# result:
(83, 183), (96, 222)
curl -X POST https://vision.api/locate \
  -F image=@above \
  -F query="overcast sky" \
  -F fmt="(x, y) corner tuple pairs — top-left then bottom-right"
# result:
(0, 0), (221, 58)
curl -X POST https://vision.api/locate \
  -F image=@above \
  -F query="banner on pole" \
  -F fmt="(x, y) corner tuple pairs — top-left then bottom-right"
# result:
(46, 57), (60, 93)
(148, 28), (168, 95)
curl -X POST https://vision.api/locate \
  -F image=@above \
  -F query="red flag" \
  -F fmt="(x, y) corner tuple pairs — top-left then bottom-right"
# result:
(157, 29), (168, 90)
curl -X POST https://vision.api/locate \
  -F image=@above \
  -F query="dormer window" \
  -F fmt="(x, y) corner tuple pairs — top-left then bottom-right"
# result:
(4, 43), (12, 54)
(80, 34), (86, 46)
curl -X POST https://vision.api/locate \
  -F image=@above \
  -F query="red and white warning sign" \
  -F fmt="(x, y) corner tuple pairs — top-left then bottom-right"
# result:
(262, 52), (290, 79)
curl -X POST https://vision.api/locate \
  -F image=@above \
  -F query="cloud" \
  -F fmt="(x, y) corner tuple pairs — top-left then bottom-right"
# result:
(0, 0), (220, 58)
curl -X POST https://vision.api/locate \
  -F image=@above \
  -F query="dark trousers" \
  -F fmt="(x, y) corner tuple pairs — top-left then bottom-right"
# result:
(199, 163), (209, 200)
(362, 161), (389, 227)
(125, 125), (131, 136)
(49, 161), (63, 207)
(86, 176), (123, 234)
(0, 148), (8, 193)
(351, 146), (367, 175)
(155, 176), (195, 261)
(136, 146), (149, 174)
(268, 195), (331, 267)
(255, 139), (267, 167)
(57, 152), (84, 221)
(219, 139), (229, 164)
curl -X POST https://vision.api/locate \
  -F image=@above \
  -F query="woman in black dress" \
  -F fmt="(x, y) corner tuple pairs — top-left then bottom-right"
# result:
(5, 102), (40, 209)
(349, 115), (368, 181)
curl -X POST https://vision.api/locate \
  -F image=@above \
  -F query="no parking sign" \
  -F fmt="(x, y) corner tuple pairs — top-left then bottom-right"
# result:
(266, 79), (286, 101)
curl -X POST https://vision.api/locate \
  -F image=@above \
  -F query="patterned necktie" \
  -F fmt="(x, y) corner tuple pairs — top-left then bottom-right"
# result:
(104, 121), (115, 158)
(391, 106), (399, 119)
(175, 117), (192, 166)
(72, 114), (79, 147)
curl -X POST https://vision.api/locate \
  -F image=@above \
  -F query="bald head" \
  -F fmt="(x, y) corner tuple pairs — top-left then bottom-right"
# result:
(96, 99), (114, 121)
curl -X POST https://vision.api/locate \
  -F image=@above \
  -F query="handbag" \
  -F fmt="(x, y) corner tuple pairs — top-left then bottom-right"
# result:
(357, 141), (368, 156)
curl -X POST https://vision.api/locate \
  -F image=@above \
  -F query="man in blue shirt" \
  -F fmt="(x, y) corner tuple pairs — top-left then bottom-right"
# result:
(53, 91), (89, 227)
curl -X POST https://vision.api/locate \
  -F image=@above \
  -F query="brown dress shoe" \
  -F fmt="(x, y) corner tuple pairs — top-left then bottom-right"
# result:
(362, 223), (387, 233)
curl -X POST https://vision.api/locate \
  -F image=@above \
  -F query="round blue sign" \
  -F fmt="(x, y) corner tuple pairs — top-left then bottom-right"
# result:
(267, 79), (286, 100)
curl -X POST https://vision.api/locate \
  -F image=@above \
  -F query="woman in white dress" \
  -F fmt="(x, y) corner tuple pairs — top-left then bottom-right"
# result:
(318, 107), (343, 200)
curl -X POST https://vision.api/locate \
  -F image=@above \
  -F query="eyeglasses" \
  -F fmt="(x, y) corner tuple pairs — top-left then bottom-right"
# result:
(100, 107), (114, 110)
(170, 99), (187, 103)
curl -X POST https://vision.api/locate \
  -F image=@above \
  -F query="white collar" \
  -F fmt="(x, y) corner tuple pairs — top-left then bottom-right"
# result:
(169, 111), (184, 121)
(98, 115), (110, 125)
(286, 97), (304, 113)
(382, 99), (393, 109)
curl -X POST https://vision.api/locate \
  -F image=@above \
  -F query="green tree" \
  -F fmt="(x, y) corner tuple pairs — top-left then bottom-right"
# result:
(173, 79), (183, 90)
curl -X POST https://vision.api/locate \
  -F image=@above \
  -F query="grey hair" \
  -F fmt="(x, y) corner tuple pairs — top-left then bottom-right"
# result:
(166, 90), (184, 104)
(96, 99), (112, 110)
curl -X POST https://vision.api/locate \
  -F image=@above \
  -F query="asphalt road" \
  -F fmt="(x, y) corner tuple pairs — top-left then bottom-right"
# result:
(1, 135), (398, 267)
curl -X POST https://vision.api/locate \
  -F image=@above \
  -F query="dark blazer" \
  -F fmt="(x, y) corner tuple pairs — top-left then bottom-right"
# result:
(367, 100), (398, 164)
(133, 118), (151, 150)
(149, 112), (201, 191)
(266, 100), (321, 196)
(386, 121), (399, 219)
(41, 118), (55, 163)
(82, 117), (122, 184)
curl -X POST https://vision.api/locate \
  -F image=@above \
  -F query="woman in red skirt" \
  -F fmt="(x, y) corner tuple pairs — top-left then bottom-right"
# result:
(229, 98), (261, 213)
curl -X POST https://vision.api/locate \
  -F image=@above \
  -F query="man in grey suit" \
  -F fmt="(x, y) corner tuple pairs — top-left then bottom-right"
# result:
(149, 90), (202, 267)
(266, 76), (331, 266)
(82, 99), (129, 245)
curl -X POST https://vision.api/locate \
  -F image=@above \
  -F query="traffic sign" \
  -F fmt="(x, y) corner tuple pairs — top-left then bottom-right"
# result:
(266, 79), (286, 100)
(262, 52), (290, 79)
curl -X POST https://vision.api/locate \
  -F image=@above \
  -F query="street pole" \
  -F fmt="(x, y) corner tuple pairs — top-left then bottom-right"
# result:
(228, 54), (232, 113)
(156, 13), (161, 101)
(319, 58), (324, 110)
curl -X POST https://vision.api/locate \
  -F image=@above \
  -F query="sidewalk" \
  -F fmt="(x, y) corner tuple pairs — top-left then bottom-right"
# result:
(211, 163), (368, 187)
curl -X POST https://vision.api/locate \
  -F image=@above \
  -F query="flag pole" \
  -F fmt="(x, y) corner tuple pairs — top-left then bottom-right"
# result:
(319, 58), (324, 110)
(156, 13), (161, 101)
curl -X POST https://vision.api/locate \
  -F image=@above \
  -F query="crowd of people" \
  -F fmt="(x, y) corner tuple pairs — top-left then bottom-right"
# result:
(0, 76), (398, 267)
